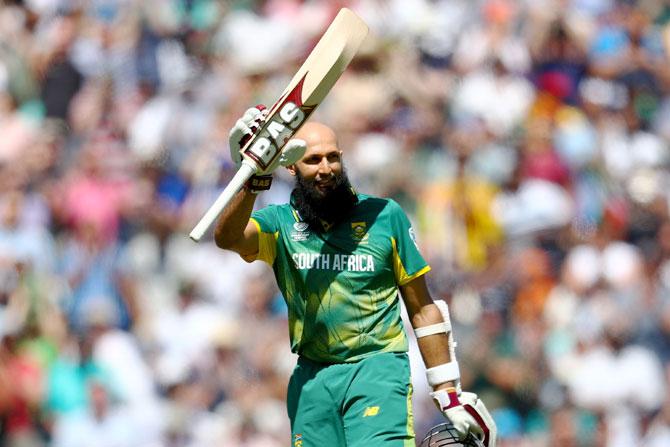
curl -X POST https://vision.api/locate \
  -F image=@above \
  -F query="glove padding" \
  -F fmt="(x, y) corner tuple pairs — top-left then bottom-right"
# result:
(435, 390), (497, 447)
(229, 106), (267, 165)
(262, 138), (307, 174)
(228, 106), (307, 175)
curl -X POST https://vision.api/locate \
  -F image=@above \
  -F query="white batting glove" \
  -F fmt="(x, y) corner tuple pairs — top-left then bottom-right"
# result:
(228, 106), (307, 175)
(229, 105), (268, 167)
(261, 138), (307, 173)
(432, 389), (497, 447)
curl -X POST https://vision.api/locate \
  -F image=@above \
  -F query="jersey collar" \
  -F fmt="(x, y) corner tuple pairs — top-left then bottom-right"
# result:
(289, 188), (359, 231)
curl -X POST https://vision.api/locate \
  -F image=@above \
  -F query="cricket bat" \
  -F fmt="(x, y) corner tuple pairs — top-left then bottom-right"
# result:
(189, 8), (369, 242)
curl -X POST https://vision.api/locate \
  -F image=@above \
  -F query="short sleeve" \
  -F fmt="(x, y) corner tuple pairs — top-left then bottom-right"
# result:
(387, 200), (430, 285)
(249, 206), (280, 265)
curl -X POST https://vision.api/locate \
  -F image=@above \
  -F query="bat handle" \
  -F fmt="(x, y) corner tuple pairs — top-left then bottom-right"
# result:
(189, 160), (257, 242)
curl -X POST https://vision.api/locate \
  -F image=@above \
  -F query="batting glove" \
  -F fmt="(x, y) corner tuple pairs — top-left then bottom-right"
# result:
(228, 105), (307, 170)
(432, 389), (497, 447)
(263, 138), (306, 172)
(229, 105), (269, 166)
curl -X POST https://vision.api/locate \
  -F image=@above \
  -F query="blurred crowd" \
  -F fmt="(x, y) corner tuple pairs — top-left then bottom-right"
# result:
(2, 0), (670, 446)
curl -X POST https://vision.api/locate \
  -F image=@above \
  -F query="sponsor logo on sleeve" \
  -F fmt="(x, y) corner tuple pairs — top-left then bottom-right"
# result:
(409, 227), (419, 249)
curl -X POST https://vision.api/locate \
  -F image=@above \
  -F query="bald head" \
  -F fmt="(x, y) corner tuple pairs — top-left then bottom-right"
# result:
(294, 122), (337, 149)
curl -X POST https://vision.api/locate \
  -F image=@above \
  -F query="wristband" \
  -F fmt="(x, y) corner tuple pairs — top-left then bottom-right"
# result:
(415, 321), (450, 338)
(426, 361), (460, 387)
(244, 174), (273, 194)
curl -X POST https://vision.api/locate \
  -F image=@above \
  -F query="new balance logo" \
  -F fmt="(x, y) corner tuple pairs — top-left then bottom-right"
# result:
(363, 406), (380, 417)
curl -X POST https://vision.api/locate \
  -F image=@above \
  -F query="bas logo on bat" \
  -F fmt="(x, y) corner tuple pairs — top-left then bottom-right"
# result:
(244, 77), (314, 170)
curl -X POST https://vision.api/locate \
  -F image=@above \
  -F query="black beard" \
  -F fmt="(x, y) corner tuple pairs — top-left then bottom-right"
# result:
(292, 169), (357, 231)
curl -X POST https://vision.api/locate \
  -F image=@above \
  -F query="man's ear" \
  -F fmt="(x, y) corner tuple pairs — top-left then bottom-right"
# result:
(286, 165), (297, 176)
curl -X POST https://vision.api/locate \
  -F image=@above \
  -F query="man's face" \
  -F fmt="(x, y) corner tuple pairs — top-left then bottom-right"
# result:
(292, 140), (343, 198)
(288, 123), (356, 229)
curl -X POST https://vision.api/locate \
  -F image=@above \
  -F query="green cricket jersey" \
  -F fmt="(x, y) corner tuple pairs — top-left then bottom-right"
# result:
(248, 193), (430, 364)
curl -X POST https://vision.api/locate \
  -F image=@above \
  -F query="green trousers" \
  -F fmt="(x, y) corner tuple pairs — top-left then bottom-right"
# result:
(287, 351), (415, 447)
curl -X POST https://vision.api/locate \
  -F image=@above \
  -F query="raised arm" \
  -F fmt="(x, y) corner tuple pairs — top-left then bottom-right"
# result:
(213, 106), (306, 260)
(213, 188), (260, 260)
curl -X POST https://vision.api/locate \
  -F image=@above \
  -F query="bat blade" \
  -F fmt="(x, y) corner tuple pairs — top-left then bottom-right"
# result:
(241, 7), (368, 171)
(189, 8), (368, 242)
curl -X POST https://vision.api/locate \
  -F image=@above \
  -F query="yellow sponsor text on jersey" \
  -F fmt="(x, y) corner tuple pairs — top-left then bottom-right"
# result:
(363, 406), (380, 417)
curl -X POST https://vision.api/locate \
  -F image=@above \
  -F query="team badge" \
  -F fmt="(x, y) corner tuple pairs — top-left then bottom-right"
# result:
(351, 221), (368, 243)
(294, 433), (303, 447)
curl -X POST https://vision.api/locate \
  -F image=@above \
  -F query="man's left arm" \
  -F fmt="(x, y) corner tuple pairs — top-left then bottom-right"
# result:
(399, 276), (454, 387)
(400, 275), (497, 447)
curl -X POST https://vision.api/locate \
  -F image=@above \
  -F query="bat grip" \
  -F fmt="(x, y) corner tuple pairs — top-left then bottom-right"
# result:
(189, 160), (257, 242)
